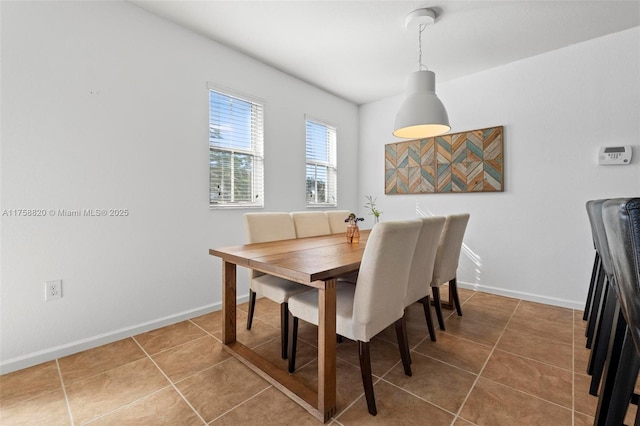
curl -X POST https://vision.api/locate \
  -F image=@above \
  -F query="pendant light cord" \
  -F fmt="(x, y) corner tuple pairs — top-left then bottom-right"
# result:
(418, 24), (427, 71)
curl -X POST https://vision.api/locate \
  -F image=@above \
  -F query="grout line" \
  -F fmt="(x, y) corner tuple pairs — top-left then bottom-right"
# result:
(291, 354), (317, 373)
(409, 349), (481, 377)
(173, 356), (236, 385)
(9, 292), (584, 425)
(334, 372), (391, 422)
(439, 287), (483, 415)
(55, 358), (75, 426)
(489, 345), (574, 373)
(336, 290), (481, 425)
(480, 375), (575, 412)
(188, 319), (224, 345)
(342, 343), (468, 422)
(144, 334), (212, 358)
(379, 358), (403, 379)
(79, 385), (174, 425)
(53, 339), (149, 386)
(452, 298), (522, 423)
(422, 325), (495, 349)
(131, 337), (208, 425)
(332, 391), (363, 424)
(208, 385), (273, 423)
(377, 376), (460, 418)
(137, 320), (237, 386)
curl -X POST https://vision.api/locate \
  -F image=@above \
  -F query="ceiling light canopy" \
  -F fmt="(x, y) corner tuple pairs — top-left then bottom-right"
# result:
(393, 8), (450, 139)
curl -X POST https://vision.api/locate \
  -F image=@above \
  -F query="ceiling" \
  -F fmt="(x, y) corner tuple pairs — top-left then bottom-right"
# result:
(129, 1), (640, 105)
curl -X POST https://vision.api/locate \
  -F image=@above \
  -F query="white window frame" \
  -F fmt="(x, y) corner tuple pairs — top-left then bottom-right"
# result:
(208, 83), (264, 209)
(305, 116), (337, 207)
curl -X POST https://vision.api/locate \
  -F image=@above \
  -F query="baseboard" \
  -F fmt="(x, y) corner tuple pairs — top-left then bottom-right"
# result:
(2, 283), (584, 375)
(0, 294), (250, 375)
(457, 281), (584, 310)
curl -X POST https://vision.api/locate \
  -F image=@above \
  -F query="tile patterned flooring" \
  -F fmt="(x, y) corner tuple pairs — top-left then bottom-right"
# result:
(2, 287), (638, 425)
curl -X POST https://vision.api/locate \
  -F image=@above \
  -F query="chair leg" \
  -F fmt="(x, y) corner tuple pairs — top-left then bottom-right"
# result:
(587, 267), (605, 346)
(281, 302), (289, 359)
(450, 278), (463, 317)
(420, 296), (437, 342)
(394, 317), (412, 376)
(588, 282), (615, 393)
(287, 312), (298, 373)
(594, 309), (638, 425)
(432, 287), (446, 331)
(246, 290), (257, 330)
(603, 327), (640, 426)
(583, 252), (600, 321)
(358, 341), (377, 416)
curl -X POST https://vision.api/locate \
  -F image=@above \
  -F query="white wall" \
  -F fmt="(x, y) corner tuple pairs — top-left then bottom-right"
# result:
(0, 1), (359, 373)
(359, 27), (640, 309)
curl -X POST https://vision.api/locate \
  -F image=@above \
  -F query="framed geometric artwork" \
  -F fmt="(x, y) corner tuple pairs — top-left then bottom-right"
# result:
(385, 125), (504, 194)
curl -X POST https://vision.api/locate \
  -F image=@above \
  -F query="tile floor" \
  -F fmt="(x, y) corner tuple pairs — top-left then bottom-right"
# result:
(1, 287), (638, 425)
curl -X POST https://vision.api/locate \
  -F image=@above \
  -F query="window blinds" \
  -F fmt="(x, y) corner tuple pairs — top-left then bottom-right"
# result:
(209, 85), (264, 208)
(306, 118), (337, 206)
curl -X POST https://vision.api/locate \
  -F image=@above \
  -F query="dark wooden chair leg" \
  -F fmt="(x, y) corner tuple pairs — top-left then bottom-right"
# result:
(583, 252), (600, 321)
(246, 289), (256, 330)
(358, 341), (377, 416)
(587, 268), (605, 346)
(281, 302), (289, 359)
(287, 312), (298, 373)
(420, 296), (437, 342)
(588, 283), (615, 392)
(394, 317), (412, 376)
(450, 278), (463, 316)
(432, 287), (446, 330)
(594, 307), (636, 425)
(602, 327), (640, 426)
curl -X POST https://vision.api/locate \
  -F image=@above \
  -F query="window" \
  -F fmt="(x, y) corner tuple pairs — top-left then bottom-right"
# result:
(306, 117), (337, 207)
(209, 84), (264, 208)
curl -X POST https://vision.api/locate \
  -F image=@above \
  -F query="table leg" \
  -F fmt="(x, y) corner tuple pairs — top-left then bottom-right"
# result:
(317, 278), (337, 422)
(222, 261), (237, 345)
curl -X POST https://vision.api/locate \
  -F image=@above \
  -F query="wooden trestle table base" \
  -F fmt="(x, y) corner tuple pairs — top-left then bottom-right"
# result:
(209, 231), (369, 422)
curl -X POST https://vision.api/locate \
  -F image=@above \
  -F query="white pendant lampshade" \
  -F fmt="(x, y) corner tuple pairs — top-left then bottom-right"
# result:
(393, 70), (450, 139)
(393, 8), (450, 139)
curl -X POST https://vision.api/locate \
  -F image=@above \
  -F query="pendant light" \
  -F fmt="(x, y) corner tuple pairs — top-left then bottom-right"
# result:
(393, 8), (450, 139)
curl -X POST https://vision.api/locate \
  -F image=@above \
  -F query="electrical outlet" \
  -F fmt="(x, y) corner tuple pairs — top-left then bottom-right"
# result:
(45, 280), (62, 301)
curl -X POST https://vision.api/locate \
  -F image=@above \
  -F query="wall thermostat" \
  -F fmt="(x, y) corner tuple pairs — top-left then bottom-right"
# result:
(598, 145), (632, 165)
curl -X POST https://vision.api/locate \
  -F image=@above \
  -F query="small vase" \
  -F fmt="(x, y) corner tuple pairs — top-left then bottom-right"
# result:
(346, 224), (360, 244)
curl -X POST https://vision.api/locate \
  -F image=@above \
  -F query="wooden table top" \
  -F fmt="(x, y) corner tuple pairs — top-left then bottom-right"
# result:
(209, 230), (370, 287)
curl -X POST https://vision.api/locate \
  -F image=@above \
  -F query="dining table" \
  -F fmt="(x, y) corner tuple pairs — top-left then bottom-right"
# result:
(209, 230), (371, 422)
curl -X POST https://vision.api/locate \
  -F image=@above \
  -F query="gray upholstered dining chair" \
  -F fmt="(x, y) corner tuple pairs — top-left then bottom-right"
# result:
(291, 211), (332, 238)
(286, 220), (422, 416)
(584, 199), (609, 348)
(405, 216), (446, 342)
(430, 213), (470, 330)
(583, 200), (604, 324)
(598, 198), (640, 425)
(585, 199), (620, 396)
(244, 212), (310, 359)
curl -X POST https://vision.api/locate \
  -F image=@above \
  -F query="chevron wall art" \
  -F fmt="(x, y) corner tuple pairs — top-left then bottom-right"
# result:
(385, 126), (504, 194)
